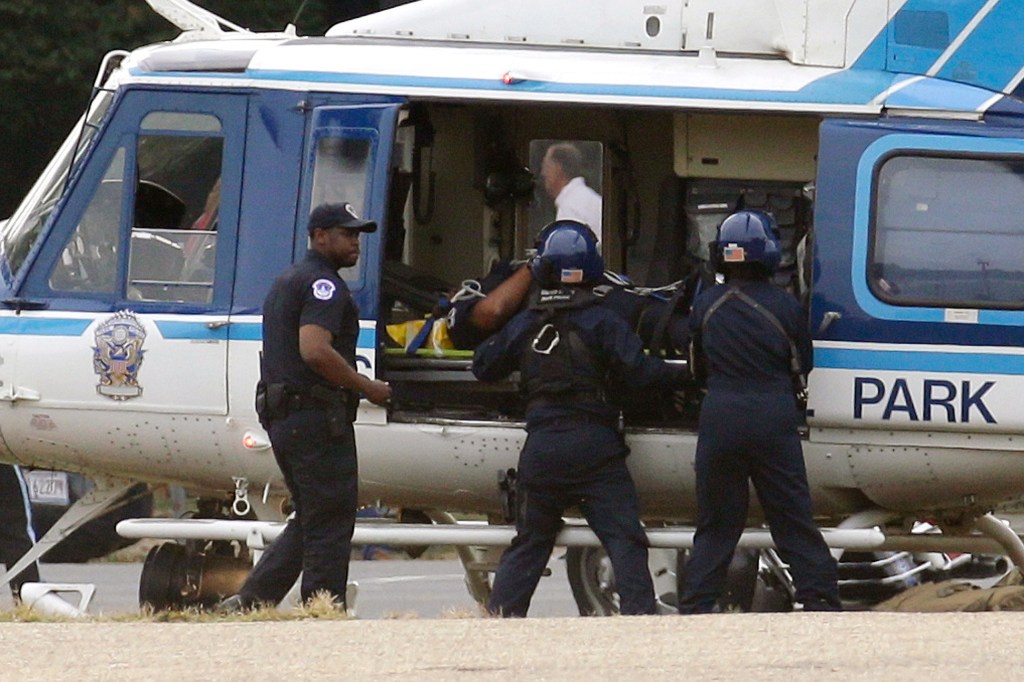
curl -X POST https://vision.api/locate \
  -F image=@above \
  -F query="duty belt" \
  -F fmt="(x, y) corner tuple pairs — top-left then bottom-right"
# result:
(295, 384), (348, 402)
(544, 413), (617, 430)
(277, 385), (352, 416)
(526, 389), (604, 413)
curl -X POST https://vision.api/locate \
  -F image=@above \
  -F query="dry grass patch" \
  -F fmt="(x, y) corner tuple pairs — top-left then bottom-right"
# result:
(0, 591), (355, 623)
(0, 604), (79, 623)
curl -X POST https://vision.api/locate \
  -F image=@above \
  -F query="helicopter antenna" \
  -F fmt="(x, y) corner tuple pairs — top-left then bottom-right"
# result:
(146, 0), (250, 37)
(291, 0), (312, 28)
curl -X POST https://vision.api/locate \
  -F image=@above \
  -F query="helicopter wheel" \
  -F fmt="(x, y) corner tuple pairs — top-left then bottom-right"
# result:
(139, 542), (190, 611)
(139, 541), (253, 611)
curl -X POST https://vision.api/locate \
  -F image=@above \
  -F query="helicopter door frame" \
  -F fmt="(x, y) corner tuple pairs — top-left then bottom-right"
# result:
(7, 88), (247, 421)
(296, 101), (402, 385)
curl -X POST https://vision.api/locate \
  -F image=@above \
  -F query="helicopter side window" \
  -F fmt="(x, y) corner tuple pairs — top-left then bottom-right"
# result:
(310, 135), (373, 285)
(127, 112), (224, 303)
(6, 90), (116, 282)
(871, 155), (1024, 309)
(48, 149), (127, 294)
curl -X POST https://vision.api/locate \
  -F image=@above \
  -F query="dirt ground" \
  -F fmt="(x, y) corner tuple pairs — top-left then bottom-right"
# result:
(1, 612), (1020, 680)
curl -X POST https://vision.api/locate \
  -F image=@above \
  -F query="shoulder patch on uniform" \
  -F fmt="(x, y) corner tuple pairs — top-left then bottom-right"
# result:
(312, 278), (336, 301)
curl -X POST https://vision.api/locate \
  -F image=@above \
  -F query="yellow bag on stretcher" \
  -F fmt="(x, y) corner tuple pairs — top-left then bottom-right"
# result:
(385, 317), (454, 355)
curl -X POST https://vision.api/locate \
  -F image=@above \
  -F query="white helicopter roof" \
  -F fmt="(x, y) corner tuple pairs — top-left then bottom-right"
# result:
(326, 0), (883, 68)
(124, 0), (1022, 117)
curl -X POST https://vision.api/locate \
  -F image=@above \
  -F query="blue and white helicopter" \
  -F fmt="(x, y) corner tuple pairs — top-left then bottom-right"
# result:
(4, 0), (1024, 614)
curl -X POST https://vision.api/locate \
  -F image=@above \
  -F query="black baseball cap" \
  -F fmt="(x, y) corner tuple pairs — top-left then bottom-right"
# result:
(307, 202), (377, 234)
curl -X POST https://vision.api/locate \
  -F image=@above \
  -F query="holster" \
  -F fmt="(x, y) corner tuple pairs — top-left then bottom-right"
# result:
(254, 380), (278, 429)
(255, 382), (355, 431)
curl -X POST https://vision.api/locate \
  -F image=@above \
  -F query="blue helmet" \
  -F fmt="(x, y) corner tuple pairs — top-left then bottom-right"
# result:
(711, 210), (781, 273)
(530, 220), (604, 286)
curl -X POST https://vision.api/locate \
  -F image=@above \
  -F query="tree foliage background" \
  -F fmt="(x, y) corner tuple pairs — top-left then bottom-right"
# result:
(0, 0), (393, 217)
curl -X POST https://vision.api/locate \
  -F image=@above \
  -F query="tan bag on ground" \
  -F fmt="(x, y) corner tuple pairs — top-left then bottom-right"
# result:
(874, 574), (1024, 612)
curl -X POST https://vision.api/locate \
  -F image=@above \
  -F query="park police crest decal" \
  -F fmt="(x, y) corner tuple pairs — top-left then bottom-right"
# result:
(92, 311), (147, 400)
(312, 278), (336, 301)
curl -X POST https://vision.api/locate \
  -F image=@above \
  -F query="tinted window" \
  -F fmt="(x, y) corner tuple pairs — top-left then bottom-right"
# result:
(127, 113), (223, 303)
(310, 134), (374, 284)
(49, 148), (126, 294)
(871, 155), (1024, 309)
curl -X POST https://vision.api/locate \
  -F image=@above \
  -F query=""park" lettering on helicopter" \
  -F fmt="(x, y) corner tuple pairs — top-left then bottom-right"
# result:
(853, 378), (996, 424)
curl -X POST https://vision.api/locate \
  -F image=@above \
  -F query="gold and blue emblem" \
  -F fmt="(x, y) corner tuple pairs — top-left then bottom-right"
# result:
(92, 311), (147, 400)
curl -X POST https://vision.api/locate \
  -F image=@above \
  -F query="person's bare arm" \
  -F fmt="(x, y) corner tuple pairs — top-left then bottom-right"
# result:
(299, 324), (391, 405)
(468, 265), (532, 333)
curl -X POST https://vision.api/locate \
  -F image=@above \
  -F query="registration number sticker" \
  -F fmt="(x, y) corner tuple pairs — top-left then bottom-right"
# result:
(25, 470), (70, 506)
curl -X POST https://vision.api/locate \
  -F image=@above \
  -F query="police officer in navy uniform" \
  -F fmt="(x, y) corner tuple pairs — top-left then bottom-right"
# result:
(0, 464), (41, 603)
(473, 220), (685, 617)
(678, 210), (840, 613)
(221, 202), (391, 611)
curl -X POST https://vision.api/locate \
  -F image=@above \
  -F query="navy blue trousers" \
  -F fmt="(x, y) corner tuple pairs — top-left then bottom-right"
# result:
(488, 425), (656, 617)
(679, 390), (839, 613)
(0, 464), (40, 599)
(239, 408), (358, 606)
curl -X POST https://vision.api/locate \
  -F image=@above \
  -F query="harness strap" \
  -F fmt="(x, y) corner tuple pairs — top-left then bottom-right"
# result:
(523, 309), (608, 405)
(647, 281), (687, 358)
(405, 316), (436, 355)
(700, 287), (806, 393)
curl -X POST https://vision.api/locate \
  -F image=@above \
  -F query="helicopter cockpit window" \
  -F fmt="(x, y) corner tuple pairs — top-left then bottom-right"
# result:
(4, 89), (115, 280)
(310, 134), (373, 284)
(48, 148), (126, 294)
(871, 155), (1024, 309)
(127, 112), (223, 303)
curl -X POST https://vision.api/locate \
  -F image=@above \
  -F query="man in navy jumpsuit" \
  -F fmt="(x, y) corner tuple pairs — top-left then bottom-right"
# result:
(222, 202), (391, 611)
(678, 210), (840, 613)
(473, 221), (685, 616)
(0, 464), (41, 602)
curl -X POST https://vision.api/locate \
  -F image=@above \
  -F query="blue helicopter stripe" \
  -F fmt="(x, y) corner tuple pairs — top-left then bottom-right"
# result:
(159, 321), (376, 348)
(816, 346), (1024, 375)
(935, 0), (1024, 93)
(241, 67), (907, 108)
(132, 50), (1000, 113)
(830, 0), (987, 73)
(226, 323), (261, 341)
(0, 318), (92, 336)
(221, 322), (377, 348)
(155, 321), (230, 341)
(850, 0), (990, 71)
(883, 76), (994, 111)
(0, 318), (376, 348)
